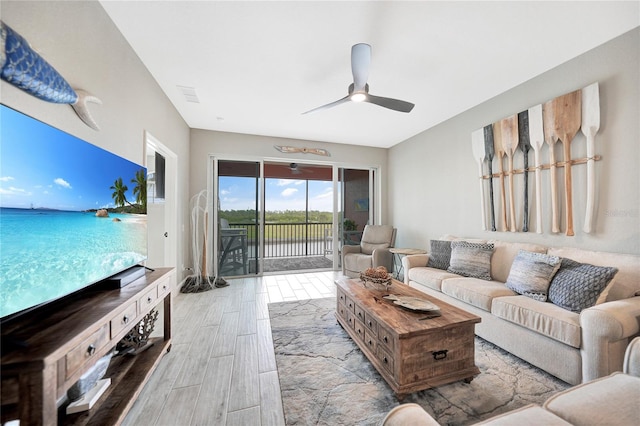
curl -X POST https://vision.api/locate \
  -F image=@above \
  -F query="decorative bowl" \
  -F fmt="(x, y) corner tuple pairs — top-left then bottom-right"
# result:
(360, 273), (392, 290)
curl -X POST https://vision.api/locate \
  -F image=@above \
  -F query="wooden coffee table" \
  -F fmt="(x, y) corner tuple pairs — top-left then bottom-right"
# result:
(335, 277), (481, 399)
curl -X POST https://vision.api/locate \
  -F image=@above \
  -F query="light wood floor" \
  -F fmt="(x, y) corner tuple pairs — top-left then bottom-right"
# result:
(123, 270), (340, 426)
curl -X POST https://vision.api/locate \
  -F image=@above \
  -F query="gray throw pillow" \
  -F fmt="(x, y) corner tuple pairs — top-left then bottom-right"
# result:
(548, 258), (618, 313)
(426, 240), (452, 270)
(447, 241), (494, 280)
(505, 250), (562, 302)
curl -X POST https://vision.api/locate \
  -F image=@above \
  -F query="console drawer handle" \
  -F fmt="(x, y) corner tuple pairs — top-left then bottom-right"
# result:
(147, 296), (152, 303)
(123, 315), (130, 324)
(383, 336), (388, 343)
(383, 356), (388, 364)
(433, 350), (448, 360)
(87, 344), (96, 356)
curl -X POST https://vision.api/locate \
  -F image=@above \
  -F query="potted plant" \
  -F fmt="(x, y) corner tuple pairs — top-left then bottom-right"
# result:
(343, 218), (357, 231)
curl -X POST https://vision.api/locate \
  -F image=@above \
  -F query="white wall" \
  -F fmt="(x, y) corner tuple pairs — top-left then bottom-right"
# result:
(0, 1), (192, 277)
(389, 28), (640, 255)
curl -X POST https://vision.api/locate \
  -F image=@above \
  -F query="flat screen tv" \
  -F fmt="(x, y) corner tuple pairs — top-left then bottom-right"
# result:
(0, 104), (147, 321)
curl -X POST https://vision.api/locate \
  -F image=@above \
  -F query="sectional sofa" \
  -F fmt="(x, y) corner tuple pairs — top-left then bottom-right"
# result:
(400, 237), (640, 385)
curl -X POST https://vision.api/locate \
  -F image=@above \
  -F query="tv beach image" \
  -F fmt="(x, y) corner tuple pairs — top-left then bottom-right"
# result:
(0, 105), (147, 319)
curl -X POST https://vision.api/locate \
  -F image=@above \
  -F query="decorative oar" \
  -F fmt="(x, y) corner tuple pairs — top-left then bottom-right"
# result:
(483, 125), (497, 231)
(493, 122), (508, 232)
(500, 115), (519, 232)
(552, 90), (582, 237)
(543, 101), (560, 233)
(528, 104), (545, 234)
(472, 129), (488, 231)
(517, 110), (531, 232)
(581, 82), (600, 233)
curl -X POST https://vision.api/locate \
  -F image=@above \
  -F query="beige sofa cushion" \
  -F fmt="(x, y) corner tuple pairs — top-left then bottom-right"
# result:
(488, 240), (548, 283)
(544, 372), (640, 425)
(547, 247), (640, 302)
(441, 278), (516, 312)
(475, 404), (572, 426)
(407, 267), (460, 291)
(491, 296), (581, 348)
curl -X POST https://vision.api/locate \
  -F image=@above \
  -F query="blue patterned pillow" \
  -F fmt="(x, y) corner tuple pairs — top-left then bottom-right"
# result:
(426, 240), (452, 270)
(505, 250), (561, 302)
(548, 258), (618, 313)
(447, 241), (494, 280)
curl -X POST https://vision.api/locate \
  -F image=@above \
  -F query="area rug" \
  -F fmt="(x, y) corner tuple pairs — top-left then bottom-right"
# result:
(269, 297), (570, 426)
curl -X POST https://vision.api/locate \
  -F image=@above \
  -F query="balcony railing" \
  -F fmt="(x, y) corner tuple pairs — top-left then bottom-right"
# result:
(224, 222), (341, 258)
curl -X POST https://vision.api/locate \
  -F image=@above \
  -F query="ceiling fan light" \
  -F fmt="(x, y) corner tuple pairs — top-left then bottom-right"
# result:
(350, 92), (367, 102)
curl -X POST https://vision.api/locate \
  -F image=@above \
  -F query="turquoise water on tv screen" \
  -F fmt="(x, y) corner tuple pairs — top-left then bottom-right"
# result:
(0, 208), (146, 317)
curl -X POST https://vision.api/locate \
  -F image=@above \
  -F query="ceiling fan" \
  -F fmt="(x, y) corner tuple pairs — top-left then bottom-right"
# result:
(303, 43), (415, 114)
(289, 163), (313, 175)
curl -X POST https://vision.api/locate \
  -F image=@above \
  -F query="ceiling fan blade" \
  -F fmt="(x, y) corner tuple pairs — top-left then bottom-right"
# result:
(351, 43), (371, 91)
(365, 94), (415, 113)
(302, 95), (350, 115)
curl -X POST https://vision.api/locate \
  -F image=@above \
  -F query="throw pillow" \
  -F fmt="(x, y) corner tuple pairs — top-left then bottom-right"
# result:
(426, 240), (452, 270)
(548, 258), (618, 313)
(447, 241), (494, 280)
(505, 250), (562, 302)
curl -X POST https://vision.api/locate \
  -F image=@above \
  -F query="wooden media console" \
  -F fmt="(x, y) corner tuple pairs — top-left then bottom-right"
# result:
(1, 267), (175, 426)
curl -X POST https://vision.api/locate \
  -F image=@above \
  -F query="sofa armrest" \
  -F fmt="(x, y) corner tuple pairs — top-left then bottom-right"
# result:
(341, 244), (362, 275)
(401, 254), (430, 284)
(580, 296), (640, 382)
(372, 248), (393, 273)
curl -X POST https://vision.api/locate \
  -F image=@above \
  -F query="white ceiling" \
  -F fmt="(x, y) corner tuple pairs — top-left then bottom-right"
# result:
(100, 1), (639, 149)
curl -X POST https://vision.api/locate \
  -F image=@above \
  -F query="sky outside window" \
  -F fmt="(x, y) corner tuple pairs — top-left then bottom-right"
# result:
(218, 176), (333, 213)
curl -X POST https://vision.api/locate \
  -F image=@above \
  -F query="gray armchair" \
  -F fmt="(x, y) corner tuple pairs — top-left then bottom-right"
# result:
(342, 225), (397, 278)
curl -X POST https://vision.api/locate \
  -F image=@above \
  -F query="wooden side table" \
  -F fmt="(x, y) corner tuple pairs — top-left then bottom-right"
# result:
(389, 248), (427, 280)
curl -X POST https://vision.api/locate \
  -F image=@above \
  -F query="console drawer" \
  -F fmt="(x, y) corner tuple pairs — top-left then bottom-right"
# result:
(65, 324), (109, 379)
(157, 276), (171, 297)
(140, 286), (158, 311)
(110, 301), (138, 338)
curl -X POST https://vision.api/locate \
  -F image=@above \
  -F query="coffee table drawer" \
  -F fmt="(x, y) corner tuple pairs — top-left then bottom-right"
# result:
(354, 319), (366, 342)
(364, 330), (377, 353)
(378, 323), (395, 353)
(337, 300), (349, 322)
(364, 313), (378, 337)
(345, 296), (356, 313)
(337, 288), (348, 307)
(346, 310), (356, 329)
(377, 346), (395, 375)
(354, 305), (366, 324)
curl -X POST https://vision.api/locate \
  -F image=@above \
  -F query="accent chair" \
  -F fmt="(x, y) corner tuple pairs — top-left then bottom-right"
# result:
(342, 224), (396, 278)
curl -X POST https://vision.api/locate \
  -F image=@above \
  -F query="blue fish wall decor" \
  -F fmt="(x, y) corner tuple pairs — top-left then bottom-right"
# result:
(0, 20), (101, 130)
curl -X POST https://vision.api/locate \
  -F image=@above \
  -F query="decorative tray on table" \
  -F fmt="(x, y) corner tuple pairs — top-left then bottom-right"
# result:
(383, 294), (441, 313)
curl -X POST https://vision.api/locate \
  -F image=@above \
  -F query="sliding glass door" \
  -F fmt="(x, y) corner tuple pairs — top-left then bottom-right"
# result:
(215, 160), (260, 276)
(212, 156), (378, 277)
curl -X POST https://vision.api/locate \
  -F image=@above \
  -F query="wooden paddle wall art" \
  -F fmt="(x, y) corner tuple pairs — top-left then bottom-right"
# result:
(471, 82), (601, 236)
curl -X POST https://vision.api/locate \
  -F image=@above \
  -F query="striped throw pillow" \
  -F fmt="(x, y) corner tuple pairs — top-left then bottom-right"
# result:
(447, 241), (494, 280)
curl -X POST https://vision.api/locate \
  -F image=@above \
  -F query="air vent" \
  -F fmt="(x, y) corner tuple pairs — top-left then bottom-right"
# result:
(177, 85), (200, 103)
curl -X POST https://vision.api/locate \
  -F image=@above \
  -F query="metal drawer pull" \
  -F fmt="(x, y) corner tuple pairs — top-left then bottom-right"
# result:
(383, 336), (388, 343)
(383, 356), (388, 364)
(87, 344), (96, 356)
(358, 312), (362, 318)
(368, 321), (372, 327)
(147, 296), (152, 303)
(123, 315), (130, 324)
(433, 350), (448, 360)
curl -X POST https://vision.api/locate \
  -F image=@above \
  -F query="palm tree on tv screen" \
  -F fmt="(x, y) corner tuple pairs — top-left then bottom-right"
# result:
(110, 177), (129, 208)
(131, 169), (147, 213)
